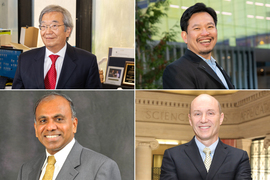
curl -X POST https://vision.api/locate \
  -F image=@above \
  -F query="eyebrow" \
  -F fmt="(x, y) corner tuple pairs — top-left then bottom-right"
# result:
(41, 20), (60, 24)
(37, 114), (65, 120)
(191, 22), (215, 28)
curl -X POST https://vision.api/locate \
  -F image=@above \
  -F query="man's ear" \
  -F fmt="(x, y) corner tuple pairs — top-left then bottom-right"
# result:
(181, 31), (188, 44)
(65, 27), (72, 38)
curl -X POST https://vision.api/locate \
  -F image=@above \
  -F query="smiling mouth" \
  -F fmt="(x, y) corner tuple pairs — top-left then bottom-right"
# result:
(199, 39), (211, 43)
(199, 126), (210, 129)
(45, 135), (60, 138)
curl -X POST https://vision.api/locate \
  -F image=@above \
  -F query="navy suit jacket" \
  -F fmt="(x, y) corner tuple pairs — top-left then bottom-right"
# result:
(163, 50), (235, 89)
(160, 137), (252, 180)
(17, 141), (121, 180)
(12, 43), (101, 89)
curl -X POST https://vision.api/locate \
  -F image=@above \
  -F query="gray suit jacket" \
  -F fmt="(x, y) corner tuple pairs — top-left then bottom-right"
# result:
(17, 141), (121, 180)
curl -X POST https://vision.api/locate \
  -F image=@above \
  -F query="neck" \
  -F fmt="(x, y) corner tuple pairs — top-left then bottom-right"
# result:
(196, 136), (218, 147)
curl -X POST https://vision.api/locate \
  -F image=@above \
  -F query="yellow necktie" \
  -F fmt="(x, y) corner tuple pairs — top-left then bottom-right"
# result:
(42, 156), (56, 180)
(203, 147), (212, 172)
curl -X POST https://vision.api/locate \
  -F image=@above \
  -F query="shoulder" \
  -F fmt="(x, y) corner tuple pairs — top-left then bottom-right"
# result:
(19, 46), (44, 58)
(19, 153), (44, 171)
(79, 146), (118, 167)
(221, 142), (247, 154)
(165, 141), (190, 154)
(165, 50), (200, 71)
(218, 141), (249, 160)
(67, 45), (96, 60)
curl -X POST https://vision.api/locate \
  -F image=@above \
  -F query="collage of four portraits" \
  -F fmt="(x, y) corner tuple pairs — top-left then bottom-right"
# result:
(1, 0), (270, 180)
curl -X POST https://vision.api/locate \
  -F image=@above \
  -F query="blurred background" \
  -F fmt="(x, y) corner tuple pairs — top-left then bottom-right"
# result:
(136, 0), (270, 89)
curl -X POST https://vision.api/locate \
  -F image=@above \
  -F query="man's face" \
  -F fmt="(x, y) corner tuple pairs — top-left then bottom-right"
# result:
(188, 94), (224, 146)
(34, 96), (78, 155)
(40, 11), (71, 53)
(181, 12), (217, 59)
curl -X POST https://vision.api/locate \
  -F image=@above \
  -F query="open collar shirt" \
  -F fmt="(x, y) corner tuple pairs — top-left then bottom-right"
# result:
(39, 138), (75, 180)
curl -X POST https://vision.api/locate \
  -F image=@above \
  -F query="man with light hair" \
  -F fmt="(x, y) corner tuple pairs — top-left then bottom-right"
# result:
(13, 5), (101, 89)
(160, 94), (251, 180)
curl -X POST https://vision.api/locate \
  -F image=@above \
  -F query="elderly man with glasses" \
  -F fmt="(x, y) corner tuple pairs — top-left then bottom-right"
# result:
(12, 5), (101, 89)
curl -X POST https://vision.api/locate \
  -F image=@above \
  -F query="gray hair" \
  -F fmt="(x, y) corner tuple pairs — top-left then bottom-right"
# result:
(34, 92), (76, 123)
(39, 5), (73, 41)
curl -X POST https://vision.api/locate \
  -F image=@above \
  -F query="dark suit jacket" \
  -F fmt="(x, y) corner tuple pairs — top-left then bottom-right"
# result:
(160, 137), (251, 180)
(12, 43), (101, 89)
(17, 141), (121, 180)
(163, 50), (235, 89)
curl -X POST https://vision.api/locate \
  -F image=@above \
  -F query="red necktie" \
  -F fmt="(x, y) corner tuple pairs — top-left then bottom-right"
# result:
(44, 55), (59, 89)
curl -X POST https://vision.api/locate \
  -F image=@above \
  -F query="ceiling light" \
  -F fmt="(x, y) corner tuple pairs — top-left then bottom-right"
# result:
(255, 2), (264, 6)
(222, 12), (232, 15)
(256, 16), (264, 19)
(170, 4), (179, 8)
(181, 6), (188, 10)
(246, 1), (253, 4)
(247, 15), (254, 18)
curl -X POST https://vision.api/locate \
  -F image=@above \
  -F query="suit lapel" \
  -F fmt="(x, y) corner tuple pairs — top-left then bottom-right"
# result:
(184, 138), (208, 180)
(55, 141), (82, 180)
(206, 140), (228, 180)
(28, 154), (46, 180)
(185, 50), (228, 89)
(33, 47), (46, 88)
(216, 63), (234, 89)
(56, 44), (77, 89)
(197, 61), (226, 89)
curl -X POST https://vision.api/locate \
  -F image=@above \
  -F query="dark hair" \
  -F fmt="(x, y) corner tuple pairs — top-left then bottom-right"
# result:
(180, 3), (217, 32)
(34, 92), (76, 122)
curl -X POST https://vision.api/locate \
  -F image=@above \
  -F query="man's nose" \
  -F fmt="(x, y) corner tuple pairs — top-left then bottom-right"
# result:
(46, 120), (57, 131)
(44, 26), (53, 33)
(201, 28), (210, 36)
(201, 113), (208, 123)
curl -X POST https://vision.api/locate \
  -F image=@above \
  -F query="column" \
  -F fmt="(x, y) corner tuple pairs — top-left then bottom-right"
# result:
(236, 138), (252, 158)
(136, 137), (159, 180)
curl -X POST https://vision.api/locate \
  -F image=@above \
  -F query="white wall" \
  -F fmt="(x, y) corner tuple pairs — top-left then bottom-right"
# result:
(32, 0), (76, 47)
(0, 0), (18, 42)
(92, 0), (135, 72)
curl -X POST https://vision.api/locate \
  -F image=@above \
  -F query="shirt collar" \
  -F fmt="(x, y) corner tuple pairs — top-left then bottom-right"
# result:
(45, 43), (67, 59)
(197, 54), (216, 65)
(44, 138), (75, 168)
(195, 136), (219, 155)
(187, 48), (216, 65)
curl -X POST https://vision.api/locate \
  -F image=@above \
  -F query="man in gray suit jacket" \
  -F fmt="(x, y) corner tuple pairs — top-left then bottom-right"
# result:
(17, 93), (121, 180)
(160, 94), (251, 180)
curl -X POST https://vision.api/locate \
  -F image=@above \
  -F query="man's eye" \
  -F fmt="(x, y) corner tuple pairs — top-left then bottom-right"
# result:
(56, 118), (63, 121)
(39, 119), (46, 123)
(52, 24), (58, 28)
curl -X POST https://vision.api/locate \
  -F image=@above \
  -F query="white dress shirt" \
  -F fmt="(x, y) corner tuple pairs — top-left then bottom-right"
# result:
(195, 136), (219, 162)
(39, 138), (75, 180)
(44, 43), (67, 89)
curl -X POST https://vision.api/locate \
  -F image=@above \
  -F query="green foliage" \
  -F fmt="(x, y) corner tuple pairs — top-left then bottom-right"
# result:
(136, 0), (179, 89)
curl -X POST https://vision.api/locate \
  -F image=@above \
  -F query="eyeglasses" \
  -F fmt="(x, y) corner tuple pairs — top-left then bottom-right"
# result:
(39, 24), (65, 31)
